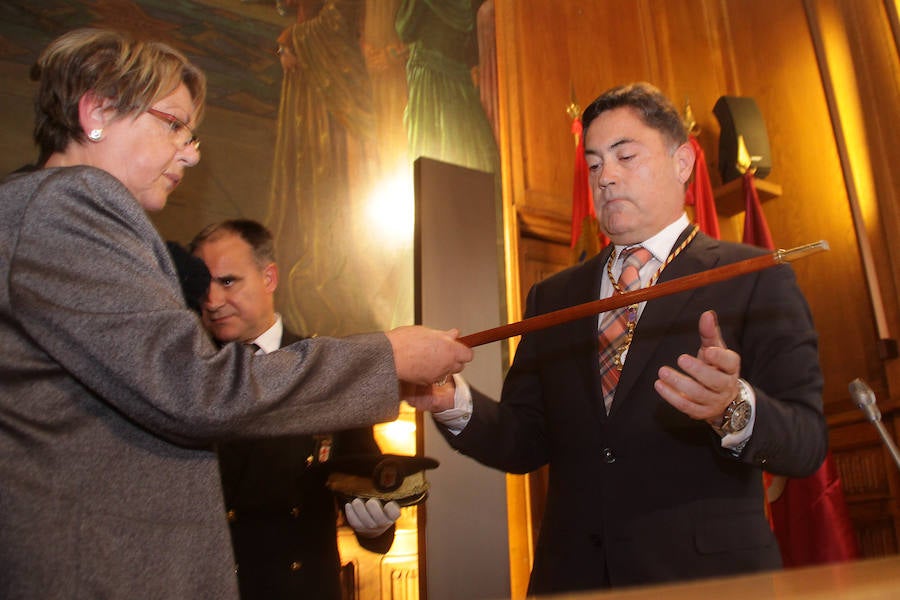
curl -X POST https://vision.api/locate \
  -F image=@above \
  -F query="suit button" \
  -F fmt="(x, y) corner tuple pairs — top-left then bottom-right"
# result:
(601, 448), (616, 463)
(289, 561), (303, 571)
(226, 509), (237, 522)
(290, 507), (301, 518)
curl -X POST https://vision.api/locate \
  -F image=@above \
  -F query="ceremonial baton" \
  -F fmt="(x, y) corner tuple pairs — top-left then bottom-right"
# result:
(459, 240), (829, 348)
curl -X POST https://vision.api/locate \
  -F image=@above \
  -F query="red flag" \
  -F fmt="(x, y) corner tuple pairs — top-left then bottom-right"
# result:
(685, 136), (720, 239)
(742, 171), (858, 566)
(741, 172), (774, 249)
(569, 117), (593, 248)
(767, 452), (859, 567)
(570, 117), (606, 262)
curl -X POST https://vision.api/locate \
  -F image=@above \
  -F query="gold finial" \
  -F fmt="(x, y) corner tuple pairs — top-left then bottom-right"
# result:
(566, 82), (581, 120)
(736, 134), (756, 175)
(683, 99), (700, 136)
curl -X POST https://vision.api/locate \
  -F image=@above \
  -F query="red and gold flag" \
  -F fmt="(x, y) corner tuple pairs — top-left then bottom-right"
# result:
(570, 117), (607, 262)
(685, 136), (720, 239)
(741, 171), (774, 249)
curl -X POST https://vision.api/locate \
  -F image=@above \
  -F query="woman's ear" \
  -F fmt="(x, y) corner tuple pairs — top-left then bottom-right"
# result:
(77, 91), (113, 140)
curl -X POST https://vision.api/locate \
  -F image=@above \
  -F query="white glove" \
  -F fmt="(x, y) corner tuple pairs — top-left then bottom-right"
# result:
(345, 497), (401, 538)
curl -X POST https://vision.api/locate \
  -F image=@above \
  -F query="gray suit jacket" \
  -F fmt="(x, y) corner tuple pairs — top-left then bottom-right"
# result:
(0, 167), (399, 599)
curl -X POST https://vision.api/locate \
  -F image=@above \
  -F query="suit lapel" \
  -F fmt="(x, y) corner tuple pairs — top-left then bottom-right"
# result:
(568, 247), (613, 422)
(221, 327), (303, 488)
(610, 230), (720, 415)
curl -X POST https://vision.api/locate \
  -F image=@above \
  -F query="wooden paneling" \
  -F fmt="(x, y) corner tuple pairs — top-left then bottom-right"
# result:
(719, 1), (875, 416)
(554, 554), (900, 599)
(830, 410), (900, 557)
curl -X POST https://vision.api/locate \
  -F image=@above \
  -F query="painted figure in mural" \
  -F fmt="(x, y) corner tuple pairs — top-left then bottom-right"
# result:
(407, 82), (826, 595)
(191, 219), (399, 600)
(395, 0), (499, 173)
(267, 0), (390, 337)
(0, 27), (472, 599)
(363, 0), (410, 177)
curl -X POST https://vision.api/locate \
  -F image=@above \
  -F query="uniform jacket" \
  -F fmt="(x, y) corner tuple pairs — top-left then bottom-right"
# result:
(219, 329), (394, 599)
(0, 167), (399, 599)
(441, 228), (827, 595)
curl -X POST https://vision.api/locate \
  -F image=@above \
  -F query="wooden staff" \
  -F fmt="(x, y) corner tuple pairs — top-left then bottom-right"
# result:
(459, 240), (829, 348)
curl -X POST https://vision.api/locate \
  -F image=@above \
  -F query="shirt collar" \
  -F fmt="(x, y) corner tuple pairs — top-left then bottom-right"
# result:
(249, 314), (283, 354)
(615, 213), (691, 263)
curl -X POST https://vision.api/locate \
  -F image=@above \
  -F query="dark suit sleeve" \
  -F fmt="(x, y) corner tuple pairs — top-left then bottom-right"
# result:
(730, 262), (827, 477)
(438, 283), (553, 474)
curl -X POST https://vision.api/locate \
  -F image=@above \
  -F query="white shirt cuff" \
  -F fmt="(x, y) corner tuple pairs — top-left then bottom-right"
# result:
(721, 378), (756, 454)
(431, 373), (473, 436)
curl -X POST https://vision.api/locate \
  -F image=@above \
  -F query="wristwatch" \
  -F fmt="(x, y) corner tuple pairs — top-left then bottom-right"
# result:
(714, 380), (752, 435)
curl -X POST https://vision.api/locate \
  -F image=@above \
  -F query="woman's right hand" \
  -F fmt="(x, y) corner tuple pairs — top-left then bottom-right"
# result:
(386, 326), (473, 386)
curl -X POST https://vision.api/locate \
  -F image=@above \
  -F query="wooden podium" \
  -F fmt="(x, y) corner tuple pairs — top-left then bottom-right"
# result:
(548, 555), (900, 599)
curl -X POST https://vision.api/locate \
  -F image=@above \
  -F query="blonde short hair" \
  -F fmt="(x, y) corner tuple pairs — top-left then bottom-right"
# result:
(31, 28), (206, 164)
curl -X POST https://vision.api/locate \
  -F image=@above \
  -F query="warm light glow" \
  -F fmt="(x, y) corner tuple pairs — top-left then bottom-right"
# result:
(373, 410), (417, 456)
(817, 2), (878, 227)
(366, 171), (415, 249)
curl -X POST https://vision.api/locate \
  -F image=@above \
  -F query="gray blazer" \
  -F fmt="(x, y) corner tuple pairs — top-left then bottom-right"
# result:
(0, 167), (399, 599)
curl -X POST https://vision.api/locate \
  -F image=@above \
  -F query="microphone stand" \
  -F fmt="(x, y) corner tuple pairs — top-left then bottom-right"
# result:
(849, 378), (900, 473)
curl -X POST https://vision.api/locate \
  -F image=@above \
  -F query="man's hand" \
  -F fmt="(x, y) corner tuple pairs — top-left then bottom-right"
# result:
(386, 326), (473, 386)
(345, 498), (401, 538)
(654, 310), (740, 424)
(401, 379), (457, 413)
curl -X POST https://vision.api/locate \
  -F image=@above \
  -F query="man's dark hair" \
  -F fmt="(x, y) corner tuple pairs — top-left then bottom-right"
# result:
(189, 219), (276, 268)
(581, 82), (687, 149)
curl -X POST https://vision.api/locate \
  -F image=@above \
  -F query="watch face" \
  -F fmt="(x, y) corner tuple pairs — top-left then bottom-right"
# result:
(726, 400), (752, 433)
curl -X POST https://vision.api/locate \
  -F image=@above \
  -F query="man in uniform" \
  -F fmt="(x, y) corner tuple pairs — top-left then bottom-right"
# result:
(192, 219), (399, 599)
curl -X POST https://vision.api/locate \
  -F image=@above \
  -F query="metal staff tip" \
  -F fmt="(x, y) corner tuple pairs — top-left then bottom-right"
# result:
(775, 240), (829, 263)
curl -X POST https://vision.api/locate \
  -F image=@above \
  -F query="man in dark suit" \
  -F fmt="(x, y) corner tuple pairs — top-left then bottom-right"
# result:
(191, 219), (399, 599)
(407, 82), (827, 595)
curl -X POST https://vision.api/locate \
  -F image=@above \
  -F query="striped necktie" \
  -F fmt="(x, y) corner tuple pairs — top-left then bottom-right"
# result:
(598, 246), (652, 413)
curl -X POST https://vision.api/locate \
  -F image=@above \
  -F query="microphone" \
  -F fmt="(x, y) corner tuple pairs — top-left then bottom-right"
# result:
(849, 378), (900, 472)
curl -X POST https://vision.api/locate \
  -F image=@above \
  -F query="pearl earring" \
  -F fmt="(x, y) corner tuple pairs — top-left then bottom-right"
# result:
(88, 129), (103, 142)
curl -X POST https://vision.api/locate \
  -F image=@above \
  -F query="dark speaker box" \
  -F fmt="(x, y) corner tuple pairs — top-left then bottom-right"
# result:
(713, 96), (772, 183)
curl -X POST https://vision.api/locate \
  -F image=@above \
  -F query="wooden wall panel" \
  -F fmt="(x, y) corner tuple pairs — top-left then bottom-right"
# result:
(851, 1), (900, 346)
(720, 1), (876, 415)
(807, 0), (900, 396)
(505, 1), (572, 208)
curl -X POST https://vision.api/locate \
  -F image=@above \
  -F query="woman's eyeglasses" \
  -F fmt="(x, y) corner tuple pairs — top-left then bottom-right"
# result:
(146, 108), (200, 150)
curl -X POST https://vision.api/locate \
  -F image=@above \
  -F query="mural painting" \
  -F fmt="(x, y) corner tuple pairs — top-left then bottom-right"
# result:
(1, 0), (498, 338)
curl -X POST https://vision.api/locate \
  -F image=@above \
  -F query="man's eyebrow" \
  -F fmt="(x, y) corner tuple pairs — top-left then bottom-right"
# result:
(584, 137), (636, 156)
